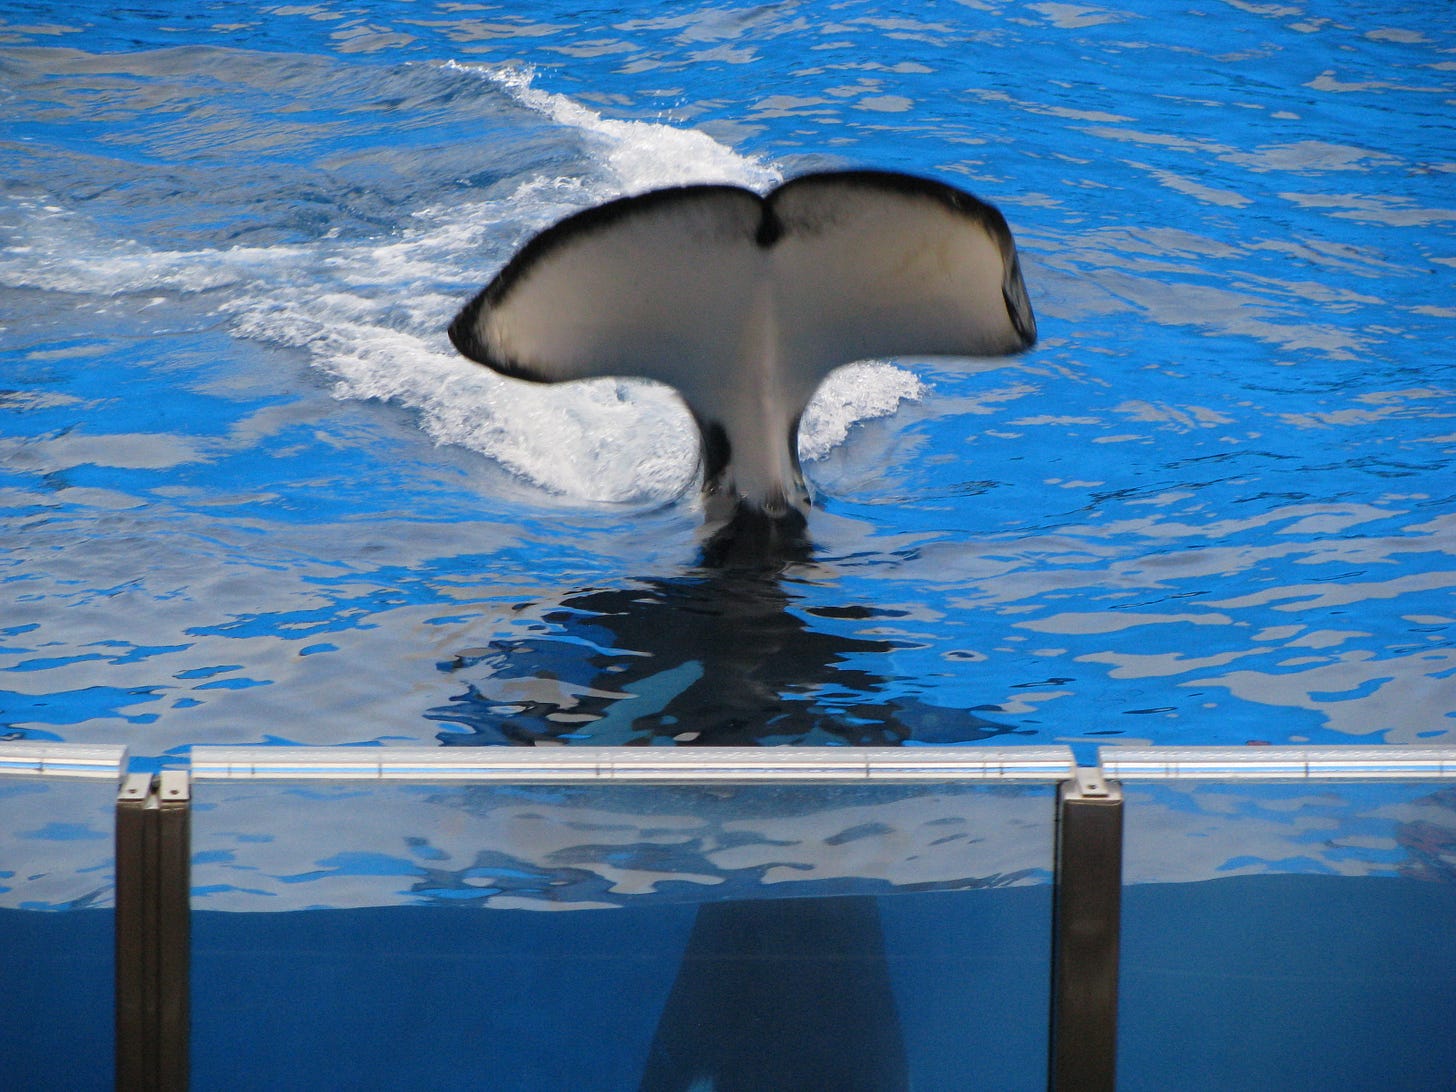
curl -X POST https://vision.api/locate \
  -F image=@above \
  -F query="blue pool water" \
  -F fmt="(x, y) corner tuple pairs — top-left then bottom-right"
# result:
(4, 1), (1456, 903)
(3, 0), (1452, 761)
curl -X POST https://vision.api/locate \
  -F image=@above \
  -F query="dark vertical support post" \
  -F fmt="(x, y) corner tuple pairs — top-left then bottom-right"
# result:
(1049, 765), (1123, 1092)
(116, 770), (191, 1091)
(155, 769), (192, 1090)
(115, 772), (152, 1089)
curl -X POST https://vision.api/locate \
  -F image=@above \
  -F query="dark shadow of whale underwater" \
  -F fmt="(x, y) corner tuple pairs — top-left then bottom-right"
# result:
(443, 170), (1037, 1091)
(428, 566), (1026, 750)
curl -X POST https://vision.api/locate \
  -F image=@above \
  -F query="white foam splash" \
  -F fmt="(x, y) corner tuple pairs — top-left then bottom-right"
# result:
(243, 63), (920, 504)
(455, 61), (784, 194)
(800, 363), (927, 461)
(0, 200), (303, 295)
(4, 64), (923, 506)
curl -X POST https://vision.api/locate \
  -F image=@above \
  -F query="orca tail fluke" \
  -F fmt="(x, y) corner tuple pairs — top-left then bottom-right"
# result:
(449, 169), (1036, 527)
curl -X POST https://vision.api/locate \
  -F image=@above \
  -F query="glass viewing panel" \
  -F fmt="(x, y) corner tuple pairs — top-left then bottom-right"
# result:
(188, 746), (1070, 1091)
(0, 743), (128, 1089)
(1107, 747), (1456, 1092)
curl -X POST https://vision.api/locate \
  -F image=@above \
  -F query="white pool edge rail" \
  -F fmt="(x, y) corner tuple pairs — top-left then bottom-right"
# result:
(5, 741), (1456, 784)
(1100, 745), (1456, 781)
(186, 744), (1078, 782)
(0, 742), (129, 779)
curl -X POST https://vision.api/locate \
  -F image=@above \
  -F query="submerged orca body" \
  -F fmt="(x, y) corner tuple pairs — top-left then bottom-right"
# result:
(639, 896), (908, 1091)
(449, 169), (1036, 532)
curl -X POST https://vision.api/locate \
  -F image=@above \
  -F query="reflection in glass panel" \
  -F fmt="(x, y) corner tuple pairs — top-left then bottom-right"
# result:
(1119, 780), (1456, 1091)
(0, 775), (119, 1088)
(191, 779), (1056, 1089)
